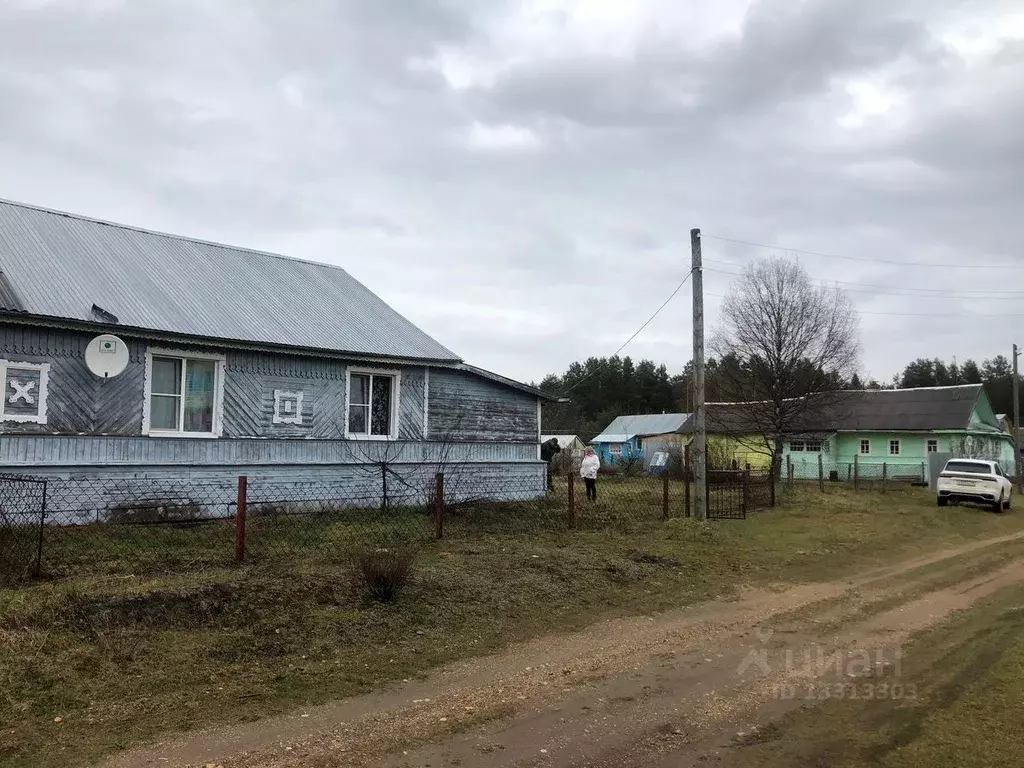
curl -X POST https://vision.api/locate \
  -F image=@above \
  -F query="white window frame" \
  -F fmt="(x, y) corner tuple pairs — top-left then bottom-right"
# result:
(0, 359), (50, 424)
(272, 390), (304, 425)
(804, 440), (822, 452)
(927, 438), (938, 453)
(790, 440), (805, 452)
(609, 443), (622, 456)
(345, 366), (401, 440)
(889, 439), (901, 456)
(860, 439), (870, 455)
(142, 348), (225, 438)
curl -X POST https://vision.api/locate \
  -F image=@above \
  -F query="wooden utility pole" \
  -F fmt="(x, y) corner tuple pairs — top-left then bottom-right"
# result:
(1014, 344), (1021, 491)
(691, 228), (707, 521)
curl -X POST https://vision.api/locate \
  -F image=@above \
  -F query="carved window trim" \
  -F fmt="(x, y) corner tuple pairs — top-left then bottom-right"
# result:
(273, 390), (304, 425)
(0, 359), (50, 424)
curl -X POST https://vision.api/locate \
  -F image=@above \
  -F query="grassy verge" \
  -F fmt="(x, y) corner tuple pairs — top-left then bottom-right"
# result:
(729, 583), (1024, 767)
(2, 485), (1022, 767)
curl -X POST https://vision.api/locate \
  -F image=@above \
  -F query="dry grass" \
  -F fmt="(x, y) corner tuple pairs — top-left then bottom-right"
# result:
(2, 484), (1023, 767)
(728, 583), (1024, 768)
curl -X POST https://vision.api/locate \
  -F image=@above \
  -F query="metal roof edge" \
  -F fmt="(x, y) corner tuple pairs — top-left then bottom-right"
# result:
(0, 312), (463, 367)
(456, 363), (559, 401)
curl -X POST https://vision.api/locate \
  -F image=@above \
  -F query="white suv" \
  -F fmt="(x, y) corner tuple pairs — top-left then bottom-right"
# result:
(936, 459), (1013, 512)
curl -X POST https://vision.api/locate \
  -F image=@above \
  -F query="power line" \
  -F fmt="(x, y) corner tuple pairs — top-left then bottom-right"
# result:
(703, 264), (1024, 301)
(702, 233), (1024, 270)
(704, 291), (1024, 317)
(562, 270), (694, 395)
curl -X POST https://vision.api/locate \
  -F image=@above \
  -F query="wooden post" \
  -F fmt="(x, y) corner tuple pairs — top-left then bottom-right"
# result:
(662, 473), (670, 520)
(818, 453), (824, 493)
(434, 472), (445, 539)
(34, 480), (47, 577)
(684, 444), (691, 518)
(921, 462), (926, 484)
(235, 475), (248, 564)
(742, 466), (749, 515)
(854, 454), (859, 491)
(567, 471), (575, 529)
(882, 462), (887, 494)
(787, 455), (794, 487)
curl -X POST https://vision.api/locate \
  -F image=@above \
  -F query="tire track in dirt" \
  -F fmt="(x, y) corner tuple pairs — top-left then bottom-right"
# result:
(99, 531), (1024, 768)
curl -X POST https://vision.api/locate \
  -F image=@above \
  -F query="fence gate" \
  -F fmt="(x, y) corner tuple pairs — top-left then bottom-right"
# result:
(706, 470), (747, 520)
(0, 473), (48, 582)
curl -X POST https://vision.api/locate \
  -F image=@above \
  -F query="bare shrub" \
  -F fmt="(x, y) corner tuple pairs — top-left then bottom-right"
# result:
(353, 548), (416, 603)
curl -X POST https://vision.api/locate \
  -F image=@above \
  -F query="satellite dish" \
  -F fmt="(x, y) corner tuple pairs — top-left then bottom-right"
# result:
(85, 334), (130, 378)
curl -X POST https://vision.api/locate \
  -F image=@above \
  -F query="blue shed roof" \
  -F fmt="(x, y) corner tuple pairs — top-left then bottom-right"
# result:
(0, 198), (459, 363)
(593, 413), (691, 442)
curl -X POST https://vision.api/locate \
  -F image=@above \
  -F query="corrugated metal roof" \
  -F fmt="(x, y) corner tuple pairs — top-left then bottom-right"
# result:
(0, 198), (459, 362)
(679, 385), (989, 434)
(0, 269), (25, 312)
(596, 413), (691, 439)
(591, 433), (635, 444)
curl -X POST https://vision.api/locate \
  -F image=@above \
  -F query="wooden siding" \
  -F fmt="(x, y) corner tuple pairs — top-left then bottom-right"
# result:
(0, 434), (539, 467)
(0, 324), (145, 435)
(427, 368), (537, 442)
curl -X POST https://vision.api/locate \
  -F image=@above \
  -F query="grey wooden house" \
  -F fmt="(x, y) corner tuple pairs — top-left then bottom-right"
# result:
(0, 199), (552, 513)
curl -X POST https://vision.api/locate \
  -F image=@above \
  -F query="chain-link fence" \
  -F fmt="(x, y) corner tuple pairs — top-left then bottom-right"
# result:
(781, 454), (930, 493)
(0, 459), (781, 582)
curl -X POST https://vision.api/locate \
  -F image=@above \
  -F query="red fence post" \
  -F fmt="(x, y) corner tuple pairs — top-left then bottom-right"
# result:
(235, 475), (248, 564)
(567, 472), (576, 528)
(434, 472), (445, 540)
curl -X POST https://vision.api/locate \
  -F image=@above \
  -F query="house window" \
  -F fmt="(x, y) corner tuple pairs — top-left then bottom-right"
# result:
(804, 440), (822, 452)
(609, 443), (622, 455)
(927, 439), (938, 453)
(889, 439), (901, 456)
(346, 368), (400, 439)
(636, 437), (643, 450)
(860, 439), (870, 455)
(144, 350), (224, 436)
(0, 359), (50, 424)
(790, 441), (805, 452)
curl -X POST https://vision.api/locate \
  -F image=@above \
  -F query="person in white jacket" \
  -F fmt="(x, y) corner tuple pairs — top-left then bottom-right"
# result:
(580, 447), (600, 501)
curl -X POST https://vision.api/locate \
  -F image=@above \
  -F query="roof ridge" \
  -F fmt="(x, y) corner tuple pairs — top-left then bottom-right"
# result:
(0, 196), (354, 276)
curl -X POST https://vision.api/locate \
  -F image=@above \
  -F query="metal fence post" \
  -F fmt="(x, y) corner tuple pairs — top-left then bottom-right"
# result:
(235, 475), (248, 564)
(434, 472), (445, 539)
(818, 453), (824, 492)
(662, 473), (670, 520)
(742, 465), (750, 516)
(567, 471), (575, 529)
(770, 465), (776, 507)
(787, 455), (793, 487)
(854, 454), (859, 491)
(921, 462), (926, 483)
(882, 462), (887, 494)
(34, 480), (47, 578)
(684, 444), (691, 518)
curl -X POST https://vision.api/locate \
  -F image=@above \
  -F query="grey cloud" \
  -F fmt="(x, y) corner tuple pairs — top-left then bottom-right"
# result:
(0, 0), (1021, 385)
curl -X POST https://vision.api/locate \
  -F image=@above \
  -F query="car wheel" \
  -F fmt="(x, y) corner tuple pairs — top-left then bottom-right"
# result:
(1003, 495), (1012, 511)
(993, 493), (1004, 513)
(937, 496), (948, 507)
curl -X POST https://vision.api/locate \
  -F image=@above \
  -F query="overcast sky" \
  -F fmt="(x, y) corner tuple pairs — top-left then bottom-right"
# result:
(2, 0), (1023, 385)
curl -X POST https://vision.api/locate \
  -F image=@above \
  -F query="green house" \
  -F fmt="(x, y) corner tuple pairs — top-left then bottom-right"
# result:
(782, 384), (1016, 481)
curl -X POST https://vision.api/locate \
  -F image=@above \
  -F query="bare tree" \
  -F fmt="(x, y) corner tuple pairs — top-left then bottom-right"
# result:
(711, 256), (860, 472)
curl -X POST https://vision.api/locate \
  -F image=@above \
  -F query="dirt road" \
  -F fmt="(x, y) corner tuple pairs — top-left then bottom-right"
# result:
(103, 531), (1024, 768)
